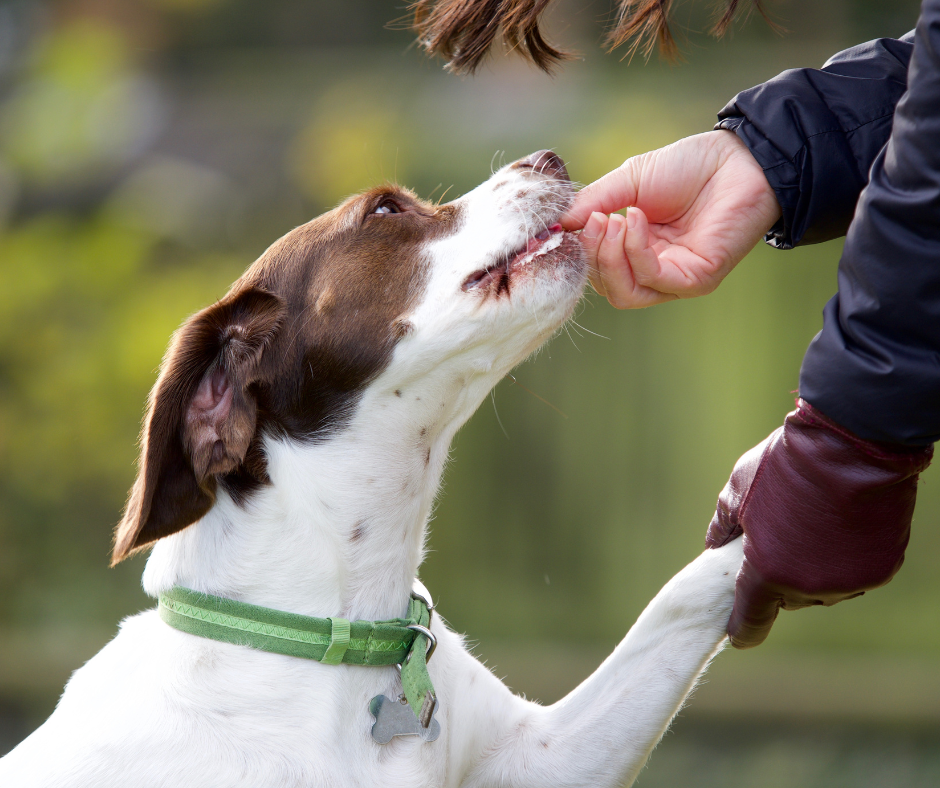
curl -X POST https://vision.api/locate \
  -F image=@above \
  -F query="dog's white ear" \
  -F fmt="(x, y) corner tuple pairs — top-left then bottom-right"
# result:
(112, 287), (285, 565)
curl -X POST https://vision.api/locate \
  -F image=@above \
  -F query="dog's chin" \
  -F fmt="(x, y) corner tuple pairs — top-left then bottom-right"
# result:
(495, 233), (587, 364)
(541, 230), (586, 282)
(516, 231), (587, 321)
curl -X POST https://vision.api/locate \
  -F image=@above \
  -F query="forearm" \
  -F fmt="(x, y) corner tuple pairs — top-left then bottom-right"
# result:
(717, 32), (914, 249)
(464, 544), (742, 787)
(800, 0), (940, 446)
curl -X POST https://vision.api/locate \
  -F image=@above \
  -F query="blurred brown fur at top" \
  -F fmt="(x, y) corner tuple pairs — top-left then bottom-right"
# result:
(408, 0), (773, 74)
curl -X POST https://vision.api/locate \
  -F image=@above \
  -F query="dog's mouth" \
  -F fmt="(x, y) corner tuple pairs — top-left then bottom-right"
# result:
(462, 223), (569, 293)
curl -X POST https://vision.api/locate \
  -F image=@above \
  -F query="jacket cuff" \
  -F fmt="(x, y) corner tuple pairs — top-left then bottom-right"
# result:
(714, 35), (913, 251)
(714, 116), (793, 249)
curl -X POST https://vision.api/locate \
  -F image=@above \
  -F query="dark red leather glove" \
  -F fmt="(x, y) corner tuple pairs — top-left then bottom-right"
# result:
(706, 398), (933, 649)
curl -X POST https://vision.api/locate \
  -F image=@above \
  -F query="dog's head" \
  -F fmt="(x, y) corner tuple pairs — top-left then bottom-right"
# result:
(112, 151), (585, 564)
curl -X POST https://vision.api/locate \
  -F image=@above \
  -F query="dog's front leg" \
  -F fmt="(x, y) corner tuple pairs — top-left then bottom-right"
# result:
(463, 539), (743, 788)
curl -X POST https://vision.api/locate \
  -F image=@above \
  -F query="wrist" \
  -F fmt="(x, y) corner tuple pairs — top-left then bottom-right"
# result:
(714, 130), (782, 231)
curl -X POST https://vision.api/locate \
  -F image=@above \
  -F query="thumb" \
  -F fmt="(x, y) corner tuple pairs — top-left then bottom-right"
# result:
(561, 160), (641, 231)
(727, 558), (782, 649)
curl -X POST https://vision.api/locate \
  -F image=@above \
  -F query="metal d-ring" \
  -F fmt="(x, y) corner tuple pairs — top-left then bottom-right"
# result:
(411, 579), (434, 618)
(404, 624), (437, 664)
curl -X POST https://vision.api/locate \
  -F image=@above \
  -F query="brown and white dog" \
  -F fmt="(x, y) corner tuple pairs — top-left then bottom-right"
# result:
(0, 151), (743, 787)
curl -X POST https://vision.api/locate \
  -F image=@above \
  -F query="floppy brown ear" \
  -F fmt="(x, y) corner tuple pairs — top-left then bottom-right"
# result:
(112, 287), (285, 565)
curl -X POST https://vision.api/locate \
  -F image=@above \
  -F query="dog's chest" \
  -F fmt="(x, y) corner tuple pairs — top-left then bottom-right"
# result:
(152, 621), (451, 786)
(15, 612), (453, 787)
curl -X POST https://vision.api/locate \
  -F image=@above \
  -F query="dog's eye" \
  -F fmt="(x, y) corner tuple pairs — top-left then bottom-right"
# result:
(373, 200), (401, 216)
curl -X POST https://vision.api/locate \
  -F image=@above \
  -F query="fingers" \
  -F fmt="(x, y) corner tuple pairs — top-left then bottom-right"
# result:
(595, 212), (631, 300)
(561, 159), (640, 231)
(705, 435), (775, 549)
(705, 512), (742, 549)
(727, 559), (782, 649)
(579, 212), (608, 296)
(620, 207), (662, 288)
(581, 210), (677, 309)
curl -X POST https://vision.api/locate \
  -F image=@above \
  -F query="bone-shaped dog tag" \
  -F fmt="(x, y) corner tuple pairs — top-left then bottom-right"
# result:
(369, 694), (441, 744)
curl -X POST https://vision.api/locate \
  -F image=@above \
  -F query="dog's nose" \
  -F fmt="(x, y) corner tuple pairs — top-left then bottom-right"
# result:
(514, 150), (569, 181)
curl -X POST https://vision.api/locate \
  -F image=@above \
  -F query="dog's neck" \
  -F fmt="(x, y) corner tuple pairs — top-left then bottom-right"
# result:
(142, 369), (490, 622)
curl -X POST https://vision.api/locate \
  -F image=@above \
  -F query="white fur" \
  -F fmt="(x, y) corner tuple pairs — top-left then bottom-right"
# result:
(0, 160), (744, 787)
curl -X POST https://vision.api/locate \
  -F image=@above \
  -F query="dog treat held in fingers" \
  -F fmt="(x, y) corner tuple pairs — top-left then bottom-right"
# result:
(0, 150), (744, 788)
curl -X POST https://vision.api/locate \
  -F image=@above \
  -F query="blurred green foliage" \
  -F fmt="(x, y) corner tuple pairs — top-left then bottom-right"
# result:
(637, 718), (940, 788)
(1, 0), (936, 775)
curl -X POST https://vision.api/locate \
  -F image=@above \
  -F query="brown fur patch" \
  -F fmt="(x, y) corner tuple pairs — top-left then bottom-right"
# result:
(350, 519), (368, 543)
(112, 288), (284, 564)
(112, 186), (461, 563)
(315, 288), (335, 315)
(393, 319), (414, 339)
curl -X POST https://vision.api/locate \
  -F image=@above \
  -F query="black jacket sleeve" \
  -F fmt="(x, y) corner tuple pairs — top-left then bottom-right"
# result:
(716, 33), (914, 249)
(799, 1), (940, 447)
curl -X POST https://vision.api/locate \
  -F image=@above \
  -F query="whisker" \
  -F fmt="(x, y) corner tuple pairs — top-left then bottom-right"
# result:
(508, 374), (568, 419)
(490, 150), (502, 175)
(491, 389), (510, 439)
(562, 322), (581, 352)
(569, 320), (610, 340)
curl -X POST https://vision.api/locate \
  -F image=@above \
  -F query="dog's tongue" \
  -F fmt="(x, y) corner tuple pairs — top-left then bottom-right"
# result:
(536, 223), (563, 241)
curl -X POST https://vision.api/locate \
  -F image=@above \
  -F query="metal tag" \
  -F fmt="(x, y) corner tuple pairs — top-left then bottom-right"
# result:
(369, 694), (441, 744)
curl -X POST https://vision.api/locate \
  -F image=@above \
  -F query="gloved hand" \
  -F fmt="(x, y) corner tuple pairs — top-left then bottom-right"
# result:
(706, 398), (933, 649)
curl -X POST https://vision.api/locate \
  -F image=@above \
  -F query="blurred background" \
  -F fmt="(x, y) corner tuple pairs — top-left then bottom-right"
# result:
(0, 0), (938, 784)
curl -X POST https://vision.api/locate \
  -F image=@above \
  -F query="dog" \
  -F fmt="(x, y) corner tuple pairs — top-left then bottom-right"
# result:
(0, 150), (743, 787)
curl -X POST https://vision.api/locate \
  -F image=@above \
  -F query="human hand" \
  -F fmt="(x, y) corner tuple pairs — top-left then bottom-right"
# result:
(562, 131), (781, 308)
(706, 399), (933, 649)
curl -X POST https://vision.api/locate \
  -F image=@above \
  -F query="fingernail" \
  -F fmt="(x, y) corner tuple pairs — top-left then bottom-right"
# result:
(626, 207), (637, 230)
(605, 213), (623, 239)
(583, 212), (604, 239)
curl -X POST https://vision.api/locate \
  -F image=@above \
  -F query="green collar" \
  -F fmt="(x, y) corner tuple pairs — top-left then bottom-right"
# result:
(158, 583), (438, 726)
